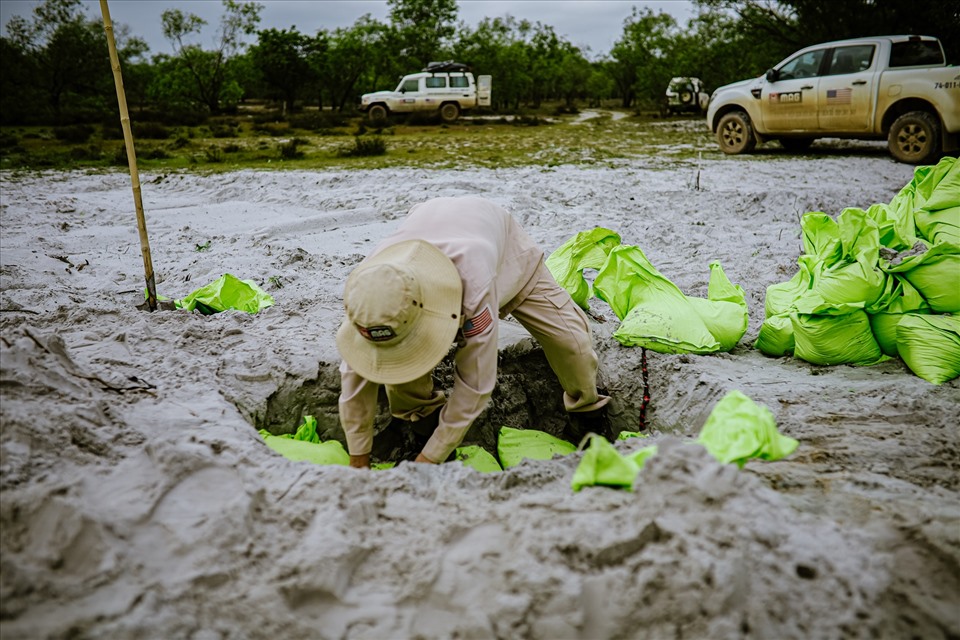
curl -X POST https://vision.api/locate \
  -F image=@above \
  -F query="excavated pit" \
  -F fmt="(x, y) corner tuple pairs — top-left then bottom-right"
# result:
(239, 321), (642, 464)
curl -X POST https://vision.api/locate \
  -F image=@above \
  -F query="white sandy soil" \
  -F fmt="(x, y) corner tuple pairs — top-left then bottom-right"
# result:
(1, 147), (958, 639)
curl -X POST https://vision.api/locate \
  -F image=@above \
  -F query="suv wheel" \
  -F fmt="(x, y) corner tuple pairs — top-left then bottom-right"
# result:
(439, 102), (460, 123)
(716, 111), (756, 155)
(888, 111), (941, 164)
(367, 104), (388, 123)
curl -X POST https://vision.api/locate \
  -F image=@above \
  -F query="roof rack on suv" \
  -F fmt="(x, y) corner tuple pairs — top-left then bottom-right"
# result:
(422, 60), (471, 73)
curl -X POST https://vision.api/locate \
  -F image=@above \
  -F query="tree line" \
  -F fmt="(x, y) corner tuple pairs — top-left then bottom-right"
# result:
(1, 0), (956, 126)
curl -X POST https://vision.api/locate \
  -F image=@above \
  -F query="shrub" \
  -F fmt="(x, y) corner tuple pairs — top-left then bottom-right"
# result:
(54, 124), (94, 144)
(142, 146), (171, 160)
(279, 139), (305, 159)
(170, 134), (190, 149)
(223, 143), (241, 153)
(133, 121), (170, 139)
(0, 133), (19, 148)
(211, 123), (238, 138)
(204, 146), (225, 163)
(254, 122), (289, 136)
(338, 136), (387, 157)
(288, 111), (350, 131)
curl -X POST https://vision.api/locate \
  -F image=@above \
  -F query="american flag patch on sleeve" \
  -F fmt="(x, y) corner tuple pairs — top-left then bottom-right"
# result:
(462, 305), (493, 338)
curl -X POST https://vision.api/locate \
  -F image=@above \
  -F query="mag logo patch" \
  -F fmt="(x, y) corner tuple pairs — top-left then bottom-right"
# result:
(770, 91), (802, 103)
(357, 325), (396, 342)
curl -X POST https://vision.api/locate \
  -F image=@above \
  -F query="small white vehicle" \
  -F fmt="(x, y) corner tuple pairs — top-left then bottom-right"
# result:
(665, 77), (710, 115)
(359, 61), (491, 123)
(706, 35), (960, 164)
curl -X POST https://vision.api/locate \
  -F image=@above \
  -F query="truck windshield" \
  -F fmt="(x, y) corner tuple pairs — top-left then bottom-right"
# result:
(890, 41), (944, 67)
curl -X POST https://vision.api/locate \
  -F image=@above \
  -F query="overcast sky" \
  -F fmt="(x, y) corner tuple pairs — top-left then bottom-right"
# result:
(1, 0), (696, 59)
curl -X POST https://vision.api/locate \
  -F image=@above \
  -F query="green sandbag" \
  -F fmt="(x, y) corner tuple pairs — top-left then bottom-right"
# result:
(498, 426), (577, 469)
(897, 314), (960, 384)
(882, 241), (960, 313)
(866, 277), (930, 357)
(177, 273), (275, 314)
(545, 228), (622, 310)
(595, 246), (747, 354)
(765, 256), (819, 318)
(454, 445), (503, 473)
(571, 435), (638, 491)
(755, 313), (795, 357)
(800, 212), (842, 264)
(571, 435), (658, 491)
(865, 202), (918, 251)
(259, 416), (350, 466)
(791, 308), (885, 366)
(806, 208), (886, 307)
(911, 157), (959, 245)
(696, 391), (798, 468)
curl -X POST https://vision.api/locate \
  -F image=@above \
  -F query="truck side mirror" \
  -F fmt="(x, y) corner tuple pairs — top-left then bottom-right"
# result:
(765, 68), (779, 82)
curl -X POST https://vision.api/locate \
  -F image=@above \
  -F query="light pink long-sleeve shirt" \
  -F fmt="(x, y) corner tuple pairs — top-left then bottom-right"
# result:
(338, 196), (544, 462)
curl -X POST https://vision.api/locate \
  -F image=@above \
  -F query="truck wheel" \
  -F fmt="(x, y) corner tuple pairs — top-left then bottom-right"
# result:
(888, 111), (941, 164)
(716, 111), (756, 155)
(367, 104), (388, 123)
(779, 138), (814, 152)
(439, 102), (461, 123)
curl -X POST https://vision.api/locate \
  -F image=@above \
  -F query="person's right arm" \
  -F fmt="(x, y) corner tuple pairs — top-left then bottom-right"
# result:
(338, 360), (379, 469)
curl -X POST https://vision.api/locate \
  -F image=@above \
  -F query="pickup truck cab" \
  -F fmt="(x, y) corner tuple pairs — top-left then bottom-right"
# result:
(706, 35), (960, 163)
(359, 61), (491, 123)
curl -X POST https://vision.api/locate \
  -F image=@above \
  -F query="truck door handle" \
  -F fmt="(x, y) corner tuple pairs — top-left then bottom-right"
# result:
(801, 85), (813, 90)
(852, 80), (867, 85)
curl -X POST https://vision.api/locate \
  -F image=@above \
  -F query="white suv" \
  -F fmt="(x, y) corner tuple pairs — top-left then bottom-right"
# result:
(359, 62), (491, 123)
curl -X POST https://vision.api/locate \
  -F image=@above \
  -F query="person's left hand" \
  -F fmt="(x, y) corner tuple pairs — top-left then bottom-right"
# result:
(414, 453), (437, 464)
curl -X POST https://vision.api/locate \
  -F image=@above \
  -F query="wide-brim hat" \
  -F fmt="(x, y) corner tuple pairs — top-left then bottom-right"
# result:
(336, 239), (462, 384)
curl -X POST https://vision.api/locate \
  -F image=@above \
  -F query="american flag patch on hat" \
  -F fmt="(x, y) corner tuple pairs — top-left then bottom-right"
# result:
(462, 305), (493, 338)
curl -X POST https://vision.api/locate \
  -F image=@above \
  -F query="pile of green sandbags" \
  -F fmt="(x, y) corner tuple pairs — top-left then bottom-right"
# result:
(547, 228), (748, 354)
(757, 157), (959, 384)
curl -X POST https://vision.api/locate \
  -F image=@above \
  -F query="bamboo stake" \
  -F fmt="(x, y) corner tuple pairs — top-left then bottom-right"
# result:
(99, 0), (157, 311)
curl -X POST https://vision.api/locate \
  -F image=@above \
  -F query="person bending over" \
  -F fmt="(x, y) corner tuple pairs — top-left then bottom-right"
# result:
(337, 196), (611, 468)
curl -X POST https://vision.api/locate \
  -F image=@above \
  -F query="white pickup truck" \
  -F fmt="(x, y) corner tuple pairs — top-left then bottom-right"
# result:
(706, 35), (960, 164)
(359, 62), (491, 123)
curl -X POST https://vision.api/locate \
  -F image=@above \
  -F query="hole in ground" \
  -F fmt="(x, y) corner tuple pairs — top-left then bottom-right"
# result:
(234, 337), (624, 464)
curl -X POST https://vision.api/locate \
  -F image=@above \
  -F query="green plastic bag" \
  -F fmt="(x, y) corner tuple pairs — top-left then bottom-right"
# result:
(259, 416), (350, 466)
(545, 228), (622, 310)
(765, 256), (819, 319)
(897, 314), (960, 384)
(866, 277), (930, 357)
(882, 241), (960, 313)
(755, 313), (795, 357)
(791, 308), (885, 366)
(804, 208), (886, 308)
(454, 445), (503, 473)
(571, 435), (657, 491)
(910, 157), (959, 245)
(497, 426), (577, 469)
(177, 273), (275, 314)
(594, 246), (747, 354)
(697, 391), (798, 468)
(800, 212), (843, 264)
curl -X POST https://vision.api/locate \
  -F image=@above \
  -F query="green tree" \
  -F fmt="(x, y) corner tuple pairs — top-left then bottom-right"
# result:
(0, 0), (140, 124)
(452, 16), (532, 111)
(387, 0), (458, 68)
(153, 0), (262, 114)
(250, 27), (313, 114)
(607, 8), (678, 108)
(325, 16), (391, 112)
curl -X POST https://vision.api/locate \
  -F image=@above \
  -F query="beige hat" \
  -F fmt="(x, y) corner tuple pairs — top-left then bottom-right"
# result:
(336, 240), (462, 384)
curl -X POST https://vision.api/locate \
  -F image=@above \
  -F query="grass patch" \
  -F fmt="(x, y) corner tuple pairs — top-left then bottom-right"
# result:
(0, 105), (722, 172)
